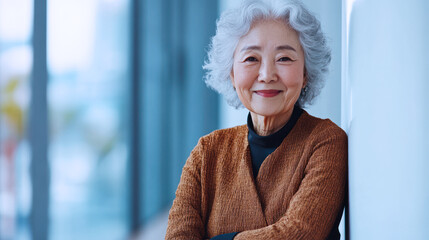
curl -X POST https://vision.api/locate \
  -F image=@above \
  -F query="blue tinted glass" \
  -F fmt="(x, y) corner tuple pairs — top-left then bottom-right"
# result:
(47, 0), (130, 239)
(0, 0), (33, 239)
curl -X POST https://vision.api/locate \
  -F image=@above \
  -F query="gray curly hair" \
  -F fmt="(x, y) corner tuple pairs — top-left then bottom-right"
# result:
(203, 0), (331, 108)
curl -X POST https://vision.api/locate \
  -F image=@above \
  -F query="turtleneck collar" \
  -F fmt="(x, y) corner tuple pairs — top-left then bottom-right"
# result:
(247, 106), (303, 148)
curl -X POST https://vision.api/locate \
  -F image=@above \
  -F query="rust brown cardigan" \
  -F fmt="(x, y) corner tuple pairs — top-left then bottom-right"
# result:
(166, 111), (348, 240)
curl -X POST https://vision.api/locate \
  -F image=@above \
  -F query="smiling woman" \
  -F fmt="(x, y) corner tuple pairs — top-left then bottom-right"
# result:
(231, 20), (305, 135)
(165, 0), (347, 240)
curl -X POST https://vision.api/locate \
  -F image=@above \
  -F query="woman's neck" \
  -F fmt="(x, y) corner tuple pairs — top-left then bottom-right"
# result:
(250, 110), (293, 136)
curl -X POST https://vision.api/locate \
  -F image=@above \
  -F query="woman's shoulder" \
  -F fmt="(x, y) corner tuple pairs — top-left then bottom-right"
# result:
(199, 124), (248, 145)
(298, 110), (347, 140)
(194, 124), (249, 157)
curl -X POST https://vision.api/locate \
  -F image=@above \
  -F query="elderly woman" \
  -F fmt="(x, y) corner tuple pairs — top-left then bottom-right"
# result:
(165, 0), (347, 239)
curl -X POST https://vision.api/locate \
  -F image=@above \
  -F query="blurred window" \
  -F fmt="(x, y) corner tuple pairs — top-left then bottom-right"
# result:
(47, 0), (131, 239)
(0, 0), (33, 239)
(1, 0), (220, 239)
(138, 0), (219, 224)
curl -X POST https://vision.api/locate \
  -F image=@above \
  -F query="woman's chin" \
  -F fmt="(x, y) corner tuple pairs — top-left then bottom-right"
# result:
(250, 108), (283, 118)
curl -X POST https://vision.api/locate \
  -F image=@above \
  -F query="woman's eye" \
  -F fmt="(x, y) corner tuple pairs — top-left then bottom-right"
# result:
(244, 56), (258, 62)
(278, 57), (293, 62)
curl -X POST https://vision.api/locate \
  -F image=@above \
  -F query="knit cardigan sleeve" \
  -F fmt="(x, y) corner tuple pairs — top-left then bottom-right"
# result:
(165, 138), (206, 240)
(235, 127), (348, 240)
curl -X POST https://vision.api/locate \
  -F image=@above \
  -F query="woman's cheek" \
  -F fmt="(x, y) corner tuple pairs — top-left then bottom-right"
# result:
(237, 77), (253, 89)
(233, 74), (248, 89)
(236, 68), (257, 89)
(280, 69), (305, 86)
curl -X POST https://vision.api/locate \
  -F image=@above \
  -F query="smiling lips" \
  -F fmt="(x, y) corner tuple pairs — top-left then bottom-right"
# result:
(254, 89), (282, 97)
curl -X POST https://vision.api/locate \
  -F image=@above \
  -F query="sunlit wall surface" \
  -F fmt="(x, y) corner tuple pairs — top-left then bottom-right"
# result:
(345, 0), (429, 239)
(47, 0), (130, 239)
(0, 0), (33, 239)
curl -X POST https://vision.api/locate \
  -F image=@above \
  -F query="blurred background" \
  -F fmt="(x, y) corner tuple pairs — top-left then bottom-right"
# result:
(1, 0), (428, 239)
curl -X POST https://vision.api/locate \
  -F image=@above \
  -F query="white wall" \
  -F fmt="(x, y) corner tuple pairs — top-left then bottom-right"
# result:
(345, 0), (429, 239)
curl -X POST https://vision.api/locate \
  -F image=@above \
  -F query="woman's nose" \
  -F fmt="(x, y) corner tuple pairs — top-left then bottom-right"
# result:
(258, 61), (278, 83)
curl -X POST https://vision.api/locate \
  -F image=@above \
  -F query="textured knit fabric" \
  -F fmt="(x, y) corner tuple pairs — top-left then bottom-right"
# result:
(165, 110), (348, 240)
(248, 106), (303, 178)
(208, 108), (302, 240)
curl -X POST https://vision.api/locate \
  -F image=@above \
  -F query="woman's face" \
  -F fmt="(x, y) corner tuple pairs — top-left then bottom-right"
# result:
(231, 20), (306, 118)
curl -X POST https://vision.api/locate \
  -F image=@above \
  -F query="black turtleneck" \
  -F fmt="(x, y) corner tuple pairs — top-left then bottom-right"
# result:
(247, 106), (303, 178)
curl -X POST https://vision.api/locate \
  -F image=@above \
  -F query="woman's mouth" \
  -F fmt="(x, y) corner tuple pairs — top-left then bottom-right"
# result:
(254, 90), (282, 97)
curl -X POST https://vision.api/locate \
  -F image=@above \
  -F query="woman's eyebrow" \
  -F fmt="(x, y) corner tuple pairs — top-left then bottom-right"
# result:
(240, 45), (261, 52)
(240, 45), (297, 52)
(276, 45), (296, 52)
